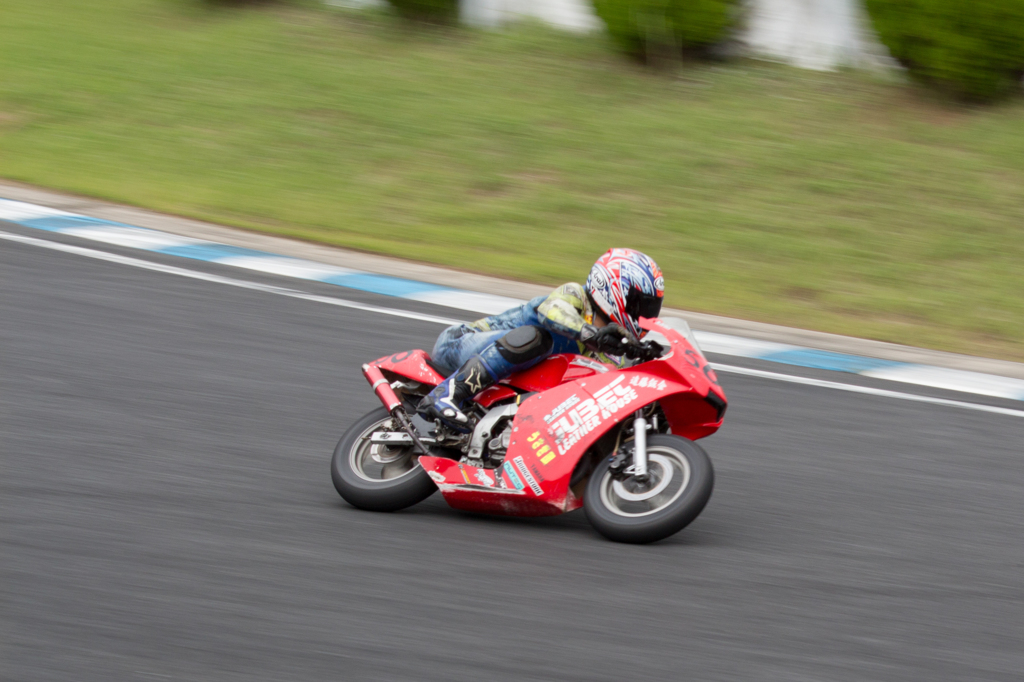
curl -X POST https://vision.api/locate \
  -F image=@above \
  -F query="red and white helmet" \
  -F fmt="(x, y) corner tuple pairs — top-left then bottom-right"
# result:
(585, 248), (665, 340)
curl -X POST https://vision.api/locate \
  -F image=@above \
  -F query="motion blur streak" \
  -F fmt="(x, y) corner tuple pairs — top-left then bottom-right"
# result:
(4, 228), (1021, 420)
(0, 230), (463, 327)
(713, 365), (1024, 419)
(5, 234), (1024, 681)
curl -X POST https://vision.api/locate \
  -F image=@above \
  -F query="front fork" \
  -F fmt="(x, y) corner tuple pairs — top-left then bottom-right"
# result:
(362, 363), (431, 456)
(609, 409), (652, 481)
(632, 410), (649, 480)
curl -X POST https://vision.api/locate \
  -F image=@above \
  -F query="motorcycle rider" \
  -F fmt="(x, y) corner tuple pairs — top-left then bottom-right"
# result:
(419, 248), (665, 431)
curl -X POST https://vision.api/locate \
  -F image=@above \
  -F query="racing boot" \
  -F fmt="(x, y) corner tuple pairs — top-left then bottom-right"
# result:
(417, 356), (496, 433)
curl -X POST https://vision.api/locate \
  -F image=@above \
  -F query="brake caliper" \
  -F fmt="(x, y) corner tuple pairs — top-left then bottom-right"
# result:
(608, 451), (631, 480)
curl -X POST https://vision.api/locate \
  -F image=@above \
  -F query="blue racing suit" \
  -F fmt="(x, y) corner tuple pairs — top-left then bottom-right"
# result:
(418, 282), (631, 430)
(431, 283), (625, 378)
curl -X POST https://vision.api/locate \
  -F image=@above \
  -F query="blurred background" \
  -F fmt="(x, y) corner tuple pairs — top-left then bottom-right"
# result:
(4, 3), (1024, 682)
(1, 0), (1022, 360)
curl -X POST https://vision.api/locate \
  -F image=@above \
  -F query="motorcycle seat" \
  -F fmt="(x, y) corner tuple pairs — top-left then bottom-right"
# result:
(423, 354), (449, 379)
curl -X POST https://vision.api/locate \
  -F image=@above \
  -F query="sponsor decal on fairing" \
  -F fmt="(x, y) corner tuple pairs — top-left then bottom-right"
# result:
(569, 357), (609, 373)
(503, 461), (525, 491)
(630, 375), (667, 392)
(513, 456), (543, 496)
(549, 375), (640, 455)
(526, 430), (556, 465)
(543, 393), (582, 424)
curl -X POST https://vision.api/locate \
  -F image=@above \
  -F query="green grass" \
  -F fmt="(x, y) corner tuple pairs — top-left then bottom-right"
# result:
(2, 0), (1023, 360)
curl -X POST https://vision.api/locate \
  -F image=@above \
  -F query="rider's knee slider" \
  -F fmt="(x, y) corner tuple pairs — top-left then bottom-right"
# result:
(496, 326), (553, 364)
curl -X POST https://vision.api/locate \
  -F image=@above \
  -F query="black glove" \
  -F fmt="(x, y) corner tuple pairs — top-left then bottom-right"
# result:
(625, 339), (665, 362)
(580, 323), (631, 354)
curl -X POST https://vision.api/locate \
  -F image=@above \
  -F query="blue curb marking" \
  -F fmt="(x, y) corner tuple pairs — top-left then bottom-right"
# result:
(3, 196), (1023, 402)
(22, 215), (122, 231)
(322, 273), (448, 297)
(152, 242), (453, 297)
(760, 349), (904, 374)
(158, 243), (277, 261)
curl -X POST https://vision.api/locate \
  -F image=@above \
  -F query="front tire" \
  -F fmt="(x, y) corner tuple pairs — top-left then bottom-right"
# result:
(584, 434), (714, 544)
(331, 407), (437, 512)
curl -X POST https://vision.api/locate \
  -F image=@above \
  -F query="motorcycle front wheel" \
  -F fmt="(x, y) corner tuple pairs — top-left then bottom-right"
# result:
(584, 434), (714, 544)
(331, 407), (437, 512)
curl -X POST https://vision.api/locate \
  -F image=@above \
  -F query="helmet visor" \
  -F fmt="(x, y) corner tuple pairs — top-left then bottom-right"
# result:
(625, 287), (663, 326)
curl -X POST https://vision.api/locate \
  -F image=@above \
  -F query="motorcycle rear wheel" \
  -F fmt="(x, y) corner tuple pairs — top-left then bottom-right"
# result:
(331, 407), (437, 512)
(584, 434), (713, 544)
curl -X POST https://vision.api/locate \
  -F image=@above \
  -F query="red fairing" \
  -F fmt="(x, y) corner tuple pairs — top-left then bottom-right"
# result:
(563, 355), (615, 380)
(499, 372), (694, 510)
(470, 318), (726, 513)
(370, 317), (727, 517)
(473, 355), (615, 408)
(637, 317), (727, 437)
(473, 385), (518, 408)
(505, 355), (571, 392)
(369, 349), (444, 386)
(418, 456), (564, 516)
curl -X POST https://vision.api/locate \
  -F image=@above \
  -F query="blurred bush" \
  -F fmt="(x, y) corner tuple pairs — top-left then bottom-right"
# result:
(591, 0), (737, 64)
(387, 0), (458, 23)
(198, 0), (283, 5)
(865, 0), (1024, 101)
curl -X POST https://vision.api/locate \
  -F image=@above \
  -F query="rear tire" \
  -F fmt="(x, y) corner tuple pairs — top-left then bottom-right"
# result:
(584, 434), (713, 544)
(331, 407), (437, 512)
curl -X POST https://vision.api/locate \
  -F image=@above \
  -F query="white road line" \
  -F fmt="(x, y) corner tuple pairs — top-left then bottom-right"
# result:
(694, 331), (796, 357)
(713, 364), (1024, 419)
(5, 229), (1023, 420)
(59, 225), (206, 251)
(213, 255), (353, 281)
(0, 231), (464, 327)
(0, 198), (73, 221)
(861, 364), (1024, 401)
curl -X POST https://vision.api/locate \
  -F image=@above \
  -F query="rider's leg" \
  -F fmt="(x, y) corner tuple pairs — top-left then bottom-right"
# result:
(419, 325), (554, 431)
(430, 325), (504, 376)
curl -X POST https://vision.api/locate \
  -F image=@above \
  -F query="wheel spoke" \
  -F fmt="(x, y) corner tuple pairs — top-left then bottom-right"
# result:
(600, 449), (691, 518)
(350, 418), (419, 483)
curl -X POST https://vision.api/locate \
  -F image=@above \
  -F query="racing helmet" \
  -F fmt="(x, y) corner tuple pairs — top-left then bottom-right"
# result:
(585, 248), (665, 340)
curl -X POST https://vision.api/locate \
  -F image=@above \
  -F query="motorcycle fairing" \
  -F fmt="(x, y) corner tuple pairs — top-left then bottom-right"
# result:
(502, 355), (571, 392)
(424, 371), (710, 517)
(472, 384), (518, 408)
(498, 372), (691, 510)
(481, 320), (724, 514)
(369, 349), (444, 385)
(418, 455), (564, 516)
(372, 318), (726, 517)
(472, 354), (613, 408)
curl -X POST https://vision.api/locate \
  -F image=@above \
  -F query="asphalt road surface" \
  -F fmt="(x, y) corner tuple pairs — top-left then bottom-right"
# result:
(3, 228), (1023, 682)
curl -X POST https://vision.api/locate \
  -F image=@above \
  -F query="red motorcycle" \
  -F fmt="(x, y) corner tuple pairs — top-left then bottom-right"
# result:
(331, 318), (727, 543)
